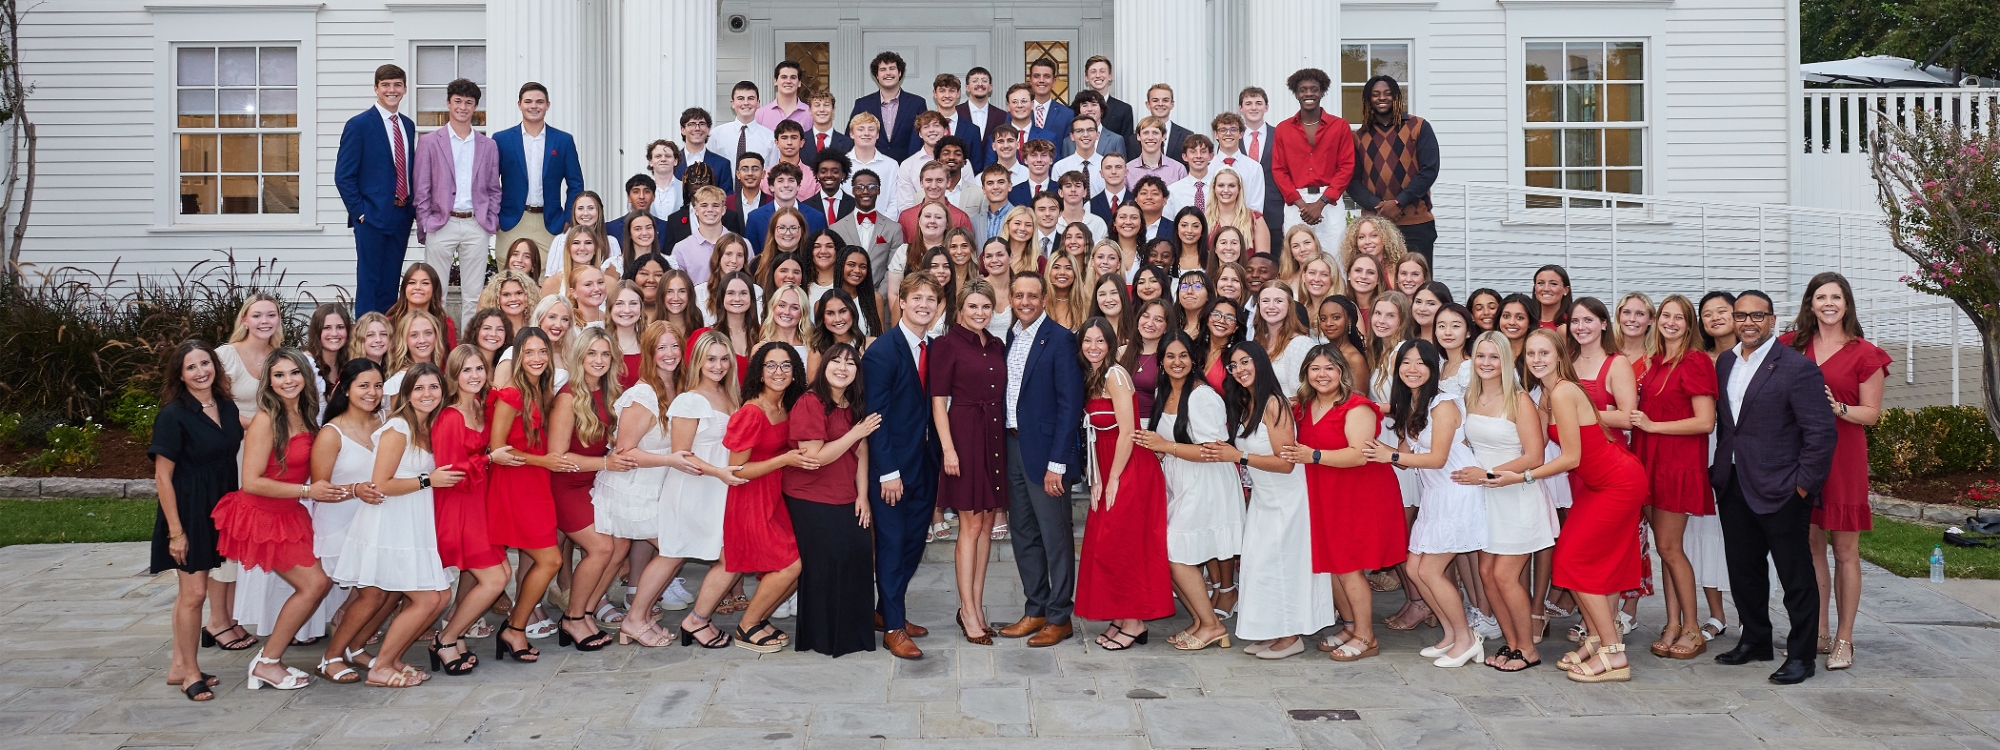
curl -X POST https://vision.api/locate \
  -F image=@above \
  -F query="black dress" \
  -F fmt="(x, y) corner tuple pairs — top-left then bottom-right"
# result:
(149, 397), (244, 574)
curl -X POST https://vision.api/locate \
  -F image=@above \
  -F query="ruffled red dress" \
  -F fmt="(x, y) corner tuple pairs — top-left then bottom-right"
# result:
(1633, 352), (1718, 515)
(1296, 394), (1409, 574)
(212, 430), (318, 573)
(552, 385), (611, 534)
(432, 404), (502, 570)
(1074, 394), (1175, 621)
(1550, 420), (1649, 595)
(1783, 333), (1892, 532)
(722, 404), (800, 573)
(486, 388), (558, 549)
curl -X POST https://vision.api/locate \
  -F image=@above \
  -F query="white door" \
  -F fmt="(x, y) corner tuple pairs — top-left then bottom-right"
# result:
(862, 31), (991, 88)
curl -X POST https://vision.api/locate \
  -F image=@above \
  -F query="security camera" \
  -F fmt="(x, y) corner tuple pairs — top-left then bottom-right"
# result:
(728, 15), (747, 32)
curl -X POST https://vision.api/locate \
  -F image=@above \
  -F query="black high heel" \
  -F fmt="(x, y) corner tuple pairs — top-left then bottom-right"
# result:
(495, 623), (540, 662)
(557, 615), (612, 651)
(430, 637), (477, 675)
(679, 618), (732, 649)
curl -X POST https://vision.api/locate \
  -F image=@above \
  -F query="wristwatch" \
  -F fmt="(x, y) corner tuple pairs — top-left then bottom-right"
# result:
(1312, 449), (1323, 465)
(1522, 469), (1537, 485)
(1391, 451), (1401, 465)
(418, 473), (432, 490)
(1238, 455), (1250, 467)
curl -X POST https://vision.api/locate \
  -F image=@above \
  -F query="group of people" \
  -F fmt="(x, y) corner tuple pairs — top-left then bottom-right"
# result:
(149, 56), (1879, 701)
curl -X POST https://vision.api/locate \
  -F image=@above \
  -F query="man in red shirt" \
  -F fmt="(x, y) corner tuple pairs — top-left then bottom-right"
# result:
(1269, 68), (1355, 251)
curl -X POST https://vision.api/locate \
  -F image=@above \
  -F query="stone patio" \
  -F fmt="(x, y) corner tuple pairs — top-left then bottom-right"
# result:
(2, 540), (1999, 749)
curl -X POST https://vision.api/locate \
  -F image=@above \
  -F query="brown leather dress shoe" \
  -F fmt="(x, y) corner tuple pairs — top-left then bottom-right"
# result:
(874, 613), (928, 637)
(883, 629), (923, 659)
(1027, 622), (1074, 647)
(997, 615), (1047, 639)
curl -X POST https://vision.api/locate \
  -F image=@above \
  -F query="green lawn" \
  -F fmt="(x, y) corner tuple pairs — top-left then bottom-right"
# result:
(0, 498), (154, 547)
(1860, 516), (2000, 579)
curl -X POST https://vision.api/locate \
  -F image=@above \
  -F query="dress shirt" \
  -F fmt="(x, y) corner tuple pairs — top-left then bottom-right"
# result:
(878, 93), (902, 142)
(1213, 149), (1267, 208)
(672, 230), (721, 284)
(1166, 172), (1212, 216)
(1006, 312), (1066, 474)
(1727, 336), (1775, 424)
(852, 209), (882, 249)
(1051, 151), (1107, 196)
(966, 102), (997, 128)
(711, 118), (777, 170)
(521, 126), (546, 207)
(892, 149), (938, 213)
(649, 176), (684, 221)
(984, 204), (1010, 239)
(1033, 229), (1059, 257)
(755, 99), (812, 131)
(448, 126), (476, 213)
(1270, 111), (1357, 205)
(816, 192), (847, 224)
(1126, 155), (1188, 190)
(845, 149), (904, 214)
(879, 319), (932, 483)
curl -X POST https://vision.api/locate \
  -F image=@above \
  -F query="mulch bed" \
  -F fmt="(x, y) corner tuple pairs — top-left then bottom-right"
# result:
(1875, 471), (2000, 510)
(0, 428), (154, 479)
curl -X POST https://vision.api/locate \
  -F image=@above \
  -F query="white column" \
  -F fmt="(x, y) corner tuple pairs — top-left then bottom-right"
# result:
(1238, 0), (1341, 121)
(486, 0), (584, 134)
(620, 0), (716, 182)
(578, 0), (619, 194)
(1112, 0), (1206, 126)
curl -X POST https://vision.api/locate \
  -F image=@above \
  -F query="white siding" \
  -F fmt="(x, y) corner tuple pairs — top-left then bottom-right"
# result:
(1657, 0), (1790, 204)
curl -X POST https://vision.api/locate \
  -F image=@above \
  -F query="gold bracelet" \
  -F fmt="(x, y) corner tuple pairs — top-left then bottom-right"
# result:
(169, 532), (186, 541)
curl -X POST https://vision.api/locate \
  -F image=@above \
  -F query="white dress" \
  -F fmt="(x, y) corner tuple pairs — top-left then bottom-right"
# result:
(1685, 429), (1731, 590)
(1407, 396), (1489, 554)
(313, 425), (372, 576)
(1234, 422), (1338, 641)
(1528, 385), (1574, 509)
(593, 383), (672, 539)
(1154, 386), (1244, 565)
(654, 392), (731, 559)
(331, 419), (451, 591)
(1269, 334), (1316, 398)
(1439, 361), (1472, 400)
(1373, 376), (1422, 508)
(1465, 412), (1559, 555)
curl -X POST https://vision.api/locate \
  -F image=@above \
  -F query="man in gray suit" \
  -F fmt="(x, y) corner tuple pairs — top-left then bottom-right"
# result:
(965, 163), (1018, 245)
(830, 168), (905, 288)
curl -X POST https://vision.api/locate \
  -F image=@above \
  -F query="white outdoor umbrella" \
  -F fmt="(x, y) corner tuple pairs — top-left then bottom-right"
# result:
(1802, 55), (1957, 87)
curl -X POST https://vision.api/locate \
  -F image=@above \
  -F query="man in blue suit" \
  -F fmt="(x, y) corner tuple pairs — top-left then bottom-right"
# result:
(334, 64), (419, 314)
(863, 274), (945, 659)
(851, 51), (928, 162)
(741, 162), (828, 254)
(1026, 57), (1074, 148)
(493, 82), (585, 264)
(1710, 290), (1838, 685)
(930, 74), (985, 171)
(675, 108), (736, 195)
(994, 271), (1084, 648)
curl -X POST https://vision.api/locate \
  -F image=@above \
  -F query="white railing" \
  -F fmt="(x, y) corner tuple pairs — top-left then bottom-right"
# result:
(1795, 87), (2000, 212)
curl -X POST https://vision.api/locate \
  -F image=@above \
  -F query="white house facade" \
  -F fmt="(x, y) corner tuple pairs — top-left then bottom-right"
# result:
(16, 0), (1798, 297)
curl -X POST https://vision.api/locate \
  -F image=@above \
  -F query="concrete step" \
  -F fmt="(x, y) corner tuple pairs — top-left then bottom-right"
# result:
(919, 493), (1090, 564)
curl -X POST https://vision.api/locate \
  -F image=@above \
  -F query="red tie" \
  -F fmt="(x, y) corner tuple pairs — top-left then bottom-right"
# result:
(817, 132), (828, 152)
(917, 340), (929, 388)
(390, 116), (408, 201)
(1109, 194), (1118, 211)
(826, 197), (838, 218)
(857, 211), (877, 223)
(1248, 131), (1260, 159)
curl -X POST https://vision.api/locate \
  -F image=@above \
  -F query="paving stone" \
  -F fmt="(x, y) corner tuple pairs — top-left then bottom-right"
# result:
(656, 727), (806, 748)
(918, 698), (1029, 738)
(191, 732), (315, 750)
(889, 678), (958, 703)
(0, 712), (47, 737)
(717, 661), (889, 704)
(884, 740), (1149, 750)
(625, 680), (713, 729)
(0, 736), (130, 750)
(699, 701), (813, 728)
(1273, 685), (1457, 710)
(1289, 714), (1383, 750)
(430, 713), (590, 744)
(1139, 698), (1297, 749)
(1783, 688), (1976, 735)
(957, 687), (1030, 725)
(1357, 707), (1494, 750)
(809, 703), (922, 738)
(1030, 699), (1140, 736)
(1454, 693), (1540, 717)
(1486, 713), (1760, 750)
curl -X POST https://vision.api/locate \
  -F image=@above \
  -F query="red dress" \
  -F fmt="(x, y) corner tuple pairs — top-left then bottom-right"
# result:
(618, 353), (642, 390)
(687, 326), (750, 382)
(1786, 333), (1892, 532)
(722, 405), (800, 573)
(1203, 357), (1228, 393)
(432, 405), (502, 570)
(486, 388), (558, 549)
(1074, 392), (1174, 621)
(1550, 419), (1649, 595)
(552, 385), (610, 534)
(1296, 394), (1408, 574)
(1633, 352), (1718, 515)
(212, 430), (318, 573)
(1577, 356), (1629, 448)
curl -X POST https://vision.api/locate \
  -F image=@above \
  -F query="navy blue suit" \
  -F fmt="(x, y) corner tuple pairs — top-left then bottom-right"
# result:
(1008, 179), (1057, 209)
(800, 129), (854, 172)
(1032, 100), (1075, 151)
(863, 324), (941, 630)
(1090, 189), (1134, 226)
(850, 91), (929, 162)
(1005, 315), (1084, 625)
(947, 117), (985, 171)
(334, 107), (418, 314)
(674, 150), (737, 196)
(741, 201), (828, 256)
(494, 124), (584, 236)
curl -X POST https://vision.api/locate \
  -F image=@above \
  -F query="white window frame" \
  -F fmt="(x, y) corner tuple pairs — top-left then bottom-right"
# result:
(148, 4), (319, 230)
(1339, 40), (1416, 127)
(410, 43), (489, 135)
(1520, 38), (1649, 209)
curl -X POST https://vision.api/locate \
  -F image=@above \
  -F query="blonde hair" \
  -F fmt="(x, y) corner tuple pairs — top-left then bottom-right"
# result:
(1295, 256), (1340, 322)
(1465, 331), (1523, 421)
(228, 292), (286, 346)
(1525, 327), (1580, 386)
(478, 269), (541, 317)
(564, 326), (621, 447)
(1338, 214), (1408, 278)
(531, 294), (575, 351)
(345, 311), (392, 362)
(760, 283), (818, 350)
(680, 330), (742, 402)
(1204, 168), (1260, 248)
(1277, 224), (1328, 282)
(557, 229), (605, 292)
(1611, 291), (1656, 359)
(387, 309), (442, 374)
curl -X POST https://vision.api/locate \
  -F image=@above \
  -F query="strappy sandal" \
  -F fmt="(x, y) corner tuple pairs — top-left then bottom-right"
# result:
(429, 638), (477, 675)
(201, 624), (258, 651)
(1827, 638), (1854, 670)
(1566, 621), (1590, 643)
(494, 622), (540, 662)
(716, 595), (750, 616)
(165, 672), (218, 687)
(1530, 613), (1550, 644)
(990, 522), (1010, 541)
(1817, 635), (1833, 655)
(1649, 626), (1679, 657)
(316, 656), (361, 684)
(1491, 646), (1541, 672)
(680, 616), (732, 649)
(733, 620), (787, 653)
(1170, 630), (1232, 651)
(925, 522), (951, 543)
(1099, 626), (1148, 651)
(1699, 618), (1728, 642)
(524, 609), (558, 639)
(1557, 635), (1601, 672)
(366, 664), (425, 688)
(557, 615), (613, 651)
(1367, 571), (1401, 592)
(465, 618), (495, 639)
(618, 620), (676, 647)
(594, 600), (626, 626)
(1213, 584), (1238, 620)
(1567, 642), (1630, 682)
(181, 678), (214, 701)
(245, 653), (310, 690)
(1317, 625), (1358, 652)
(1328, 636), (1379, 662)
(1543, 599), (1576, 619)
(1668, 630), (1707, 660)
(1383, 601), (1435, 631)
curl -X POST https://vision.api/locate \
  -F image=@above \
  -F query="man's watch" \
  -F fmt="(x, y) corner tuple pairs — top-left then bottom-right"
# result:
(417, 473), (431, 490)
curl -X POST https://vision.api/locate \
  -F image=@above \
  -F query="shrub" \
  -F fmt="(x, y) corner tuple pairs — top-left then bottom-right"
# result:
(17, 420), (100, 473)
(1869, 405), (2000, 481)
(107, 388), (158, 445)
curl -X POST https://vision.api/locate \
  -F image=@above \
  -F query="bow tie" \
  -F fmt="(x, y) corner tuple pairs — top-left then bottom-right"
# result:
(856, 211), (877, 223)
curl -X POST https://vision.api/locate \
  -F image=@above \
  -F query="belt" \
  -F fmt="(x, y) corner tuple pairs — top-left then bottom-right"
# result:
(1006, 428), (1019, 436)
(450, 210), (475, 219)
(524, 205), (544, 213)
(394, 198), (408, 207)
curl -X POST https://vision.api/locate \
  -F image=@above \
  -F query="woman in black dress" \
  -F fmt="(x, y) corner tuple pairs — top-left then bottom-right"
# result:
(928, 278), (1009, 644)
(784, 342), (883, 656)
(150, 339), (246, 701)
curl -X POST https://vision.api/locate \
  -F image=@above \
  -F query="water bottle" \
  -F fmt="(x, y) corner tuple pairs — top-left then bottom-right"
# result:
(1931, 545), (1946, 583)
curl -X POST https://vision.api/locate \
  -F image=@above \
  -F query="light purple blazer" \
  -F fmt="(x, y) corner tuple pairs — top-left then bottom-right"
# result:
(414, 126), (502, 239)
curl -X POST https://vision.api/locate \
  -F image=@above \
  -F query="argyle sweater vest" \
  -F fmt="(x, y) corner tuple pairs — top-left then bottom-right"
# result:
(1354, 115), (1434, 225)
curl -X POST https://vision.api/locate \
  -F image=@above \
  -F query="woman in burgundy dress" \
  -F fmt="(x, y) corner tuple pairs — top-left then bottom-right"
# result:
(1074, 317), (1175, 650)
(1513, 329), (1647, 683)
(548, 328), (633, 651)
(1631, 296), (1718, 661)
(929, 279), (1009, 644)
(486, 328), (582, 663)
(431, 345), (504, 676)
(1783, 272), (1888, 671)
(212, 348), (340, 690)
(1122, 299), (1174, 417)
(721, 341), (812, 653)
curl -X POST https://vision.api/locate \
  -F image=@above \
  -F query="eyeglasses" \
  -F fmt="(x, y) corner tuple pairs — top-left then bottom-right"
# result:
(1209, 311), (1237, 322)
(1183, 281), (1206, 291)
(1731, 312), (1773, 322)
(764, 361), (794, 372)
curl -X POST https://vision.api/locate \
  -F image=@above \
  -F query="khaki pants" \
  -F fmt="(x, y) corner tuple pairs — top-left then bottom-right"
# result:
(495, 213), (557, 275)
(425, 216), (493, 324)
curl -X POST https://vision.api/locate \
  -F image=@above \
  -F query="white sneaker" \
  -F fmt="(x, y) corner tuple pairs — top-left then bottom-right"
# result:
(1469, 607), (1503, 639)
(774, 592), (798, 619)
(660, 578), (693, 611)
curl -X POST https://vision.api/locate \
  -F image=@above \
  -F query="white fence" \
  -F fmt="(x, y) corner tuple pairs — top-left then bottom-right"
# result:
(1795, 87), (2000, 212)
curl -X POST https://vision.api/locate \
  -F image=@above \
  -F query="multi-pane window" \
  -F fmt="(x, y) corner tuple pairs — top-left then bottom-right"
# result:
(414, 44), (487, 131)
(1340, 42), (1411, 123)
(1024, 41), (1070, 100)
(785, 42), (831, 97)
(1524, 40), (1646, 208)
(175, 46), (299, 216)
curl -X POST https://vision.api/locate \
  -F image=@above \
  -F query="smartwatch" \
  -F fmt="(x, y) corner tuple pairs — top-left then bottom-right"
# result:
(418, 473), (432, 490)
(1311, 449), (1322, 465)
(1238, 456), (1250, 467)
(1522, 469), (1537, 485)
(1391, 451), (1402, 465)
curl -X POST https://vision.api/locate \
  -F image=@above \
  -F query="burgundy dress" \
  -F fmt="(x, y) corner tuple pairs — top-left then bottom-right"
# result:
(1633, 352), (1718, 516)
(212, 430), (318, 573)
(618, 352), (642, 391)
(552, 385), (610, 534)
(1296, 394), (1408, 574)
(1549, 419), (1649, 595)
(927, 324), (1009, 511)
(432, 405), (502, 570)
(723, 405), (801, 573)
(486, 388), (557, 549)
(1785, 333), (1892, 532)
(1131, 351), (1160, 417)
(1074, 385), (1175, 621)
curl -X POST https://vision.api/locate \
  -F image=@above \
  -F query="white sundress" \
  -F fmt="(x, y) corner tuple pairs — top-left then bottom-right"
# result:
(313, 424), (372, 604)
(331, 419), (450, 591)
(1464, 411), (1559, 555)
(1154, 385), (1245, 565)
(1373, 377), (1422, 509)
(1407, 395), (1490, 554)
(654, 392), (731, 560)
(1234, 421), (1338, 641)
(593, 383), (673, 539)
(1684, 428), (1731, 590)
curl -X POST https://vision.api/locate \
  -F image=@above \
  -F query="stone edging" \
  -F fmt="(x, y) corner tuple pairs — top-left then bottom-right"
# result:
(1871, 492), (1988, 525)
(0, 477), (156, 500)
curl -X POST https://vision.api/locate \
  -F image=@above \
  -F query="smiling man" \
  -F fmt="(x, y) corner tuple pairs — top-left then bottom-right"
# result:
(1269, 67), (1354, 251)
(1347, 75), (1441, 262)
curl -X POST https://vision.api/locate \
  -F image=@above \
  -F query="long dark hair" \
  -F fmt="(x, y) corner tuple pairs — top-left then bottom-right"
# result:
(1132, 264), (1177, 308)
(807, 341), (865, 416)
(1387, 339), (1442, 443)
(813, 288), (866, 348)
(385, 362), (444, 453)
(1466, 287), (1503, 332)
(743, 341), (806, 408)
(1119, 298), (1175, 376)
(1170, 206), (1211, 275)
(709, 271), (764, 343)
(1698, 290), (1737, 353)
(1434, 303), (1476, 359)
(256, 348), (322, 475)
(1321, 294), (1367, 356)
(160, 338), (233, 410)
(1078, 316), (1120, 398)
(324, 358), (385, 422)
(1196, 297), (1246, 366)
(1220, 340), (1283, 440)
(1533, 264), (1573, 327)
(1789, 272), (1864, 355)
(508, 326), (557, 447)
(386, 262), (451, 332)
(1148, 332), (1200, 444)
(307, 302), (352, 395)
(835, 245), (884, 334)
